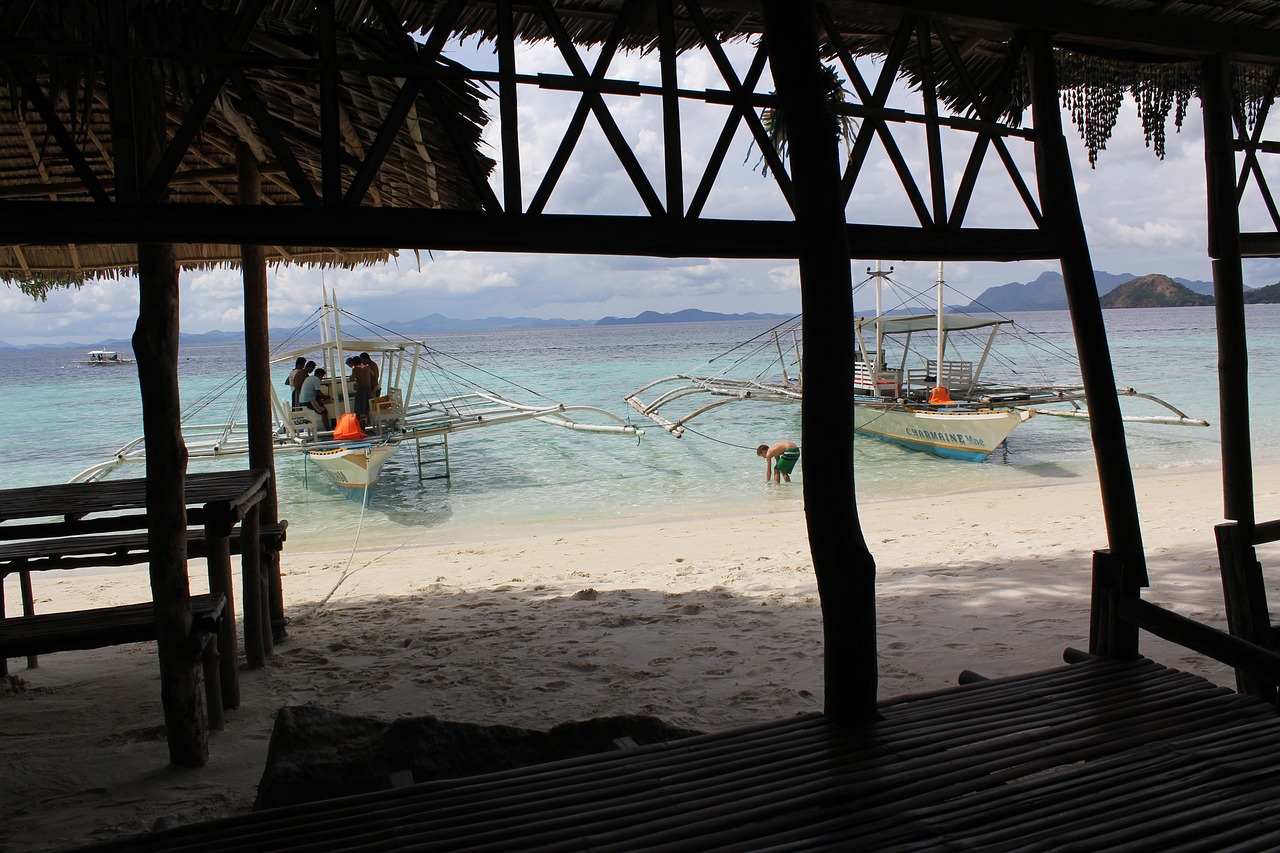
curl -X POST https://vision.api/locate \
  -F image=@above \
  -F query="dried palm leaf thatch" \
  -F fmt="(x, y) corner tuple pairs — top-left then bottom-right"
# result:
(0, 4), (495, 294)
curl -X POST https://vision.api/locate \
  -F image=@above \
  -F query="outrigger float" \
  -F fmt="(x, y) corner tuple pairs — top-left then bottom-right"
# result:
(625, 264), (1207, 461)
(75, 293), (642, 496)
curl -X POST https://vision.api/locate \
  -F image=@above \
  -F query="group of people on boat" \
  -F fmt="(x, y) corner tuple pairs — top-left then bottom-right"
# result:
(284, 352), (382, 436)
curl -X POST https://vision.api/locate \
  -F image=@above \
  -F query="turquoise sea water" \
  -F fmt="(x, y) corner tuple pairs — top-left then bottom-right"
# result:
(2, 305), (1276, 545)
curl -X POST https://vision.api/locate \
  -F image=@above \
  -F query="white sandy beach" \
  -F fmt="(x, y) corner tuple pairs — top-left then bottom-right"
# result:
(2, 463), (1274, 851)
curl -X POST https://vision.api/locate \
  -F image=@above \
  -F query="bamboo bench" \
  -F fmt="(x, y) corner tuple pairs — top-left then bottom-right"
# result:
(0, 521), (288, 574)
(0, 592), (229, 728)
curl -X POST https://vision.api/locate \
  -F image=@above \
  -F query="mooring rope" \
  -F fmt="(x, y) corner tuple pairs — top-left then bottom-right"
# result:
(294, 449), (403, 620)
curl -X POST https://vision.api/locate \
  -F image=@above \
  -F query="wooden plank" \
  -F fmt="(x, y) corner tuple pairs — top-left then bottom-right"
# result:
(0, 522), (287, 571)
(0, 593), (225, 658)
(67, 658), (1280, 853)
(0, 202), (1064, 262)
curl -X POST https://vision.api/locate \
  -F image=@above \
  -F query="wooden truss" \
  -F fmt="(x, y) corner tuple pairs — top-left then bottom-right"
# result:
(0, 0), (1063, 263)
(6, 0), (1280, 742)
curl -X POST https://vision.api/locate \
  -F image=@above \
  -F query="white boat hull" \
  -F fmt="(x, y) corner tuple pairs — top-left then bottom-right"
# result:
(854, 399), (1032, 461)
(306, 441), (398, 494)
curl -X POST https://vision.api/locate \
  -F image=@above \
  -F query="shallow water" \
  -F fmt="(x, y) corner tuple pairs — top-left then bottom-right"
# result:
(2, 305), (1274, 545)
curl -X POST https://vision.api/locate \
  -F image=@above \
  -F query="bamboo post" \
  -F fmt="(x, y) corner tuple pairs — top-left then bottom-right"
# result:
(762, 0), (878, 724)
(1027, 33), (1146, 657)
(1202, 56), (1272, 699)
(1202, 56), (1255, 532)
(237, 143), (283, 649)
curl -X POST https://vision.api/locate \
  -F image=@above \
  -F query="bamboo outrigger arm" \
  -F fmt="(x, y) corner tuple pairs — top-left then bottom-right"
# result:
(1018, 387), (1211, 427)
(625, 374), (802, 438)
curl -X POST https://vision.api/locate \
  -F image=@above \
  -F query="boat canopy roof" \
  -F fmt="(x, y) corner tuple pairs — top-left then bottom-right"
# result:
(856, 313), (1012, 334)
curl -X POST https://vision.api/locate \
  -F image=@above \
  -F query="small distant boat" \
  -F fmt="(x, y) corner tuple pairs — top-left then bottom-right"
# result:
(74, 291), (643, 498)
(83, 350), (134, 365)
(625, 263), (1208, 461)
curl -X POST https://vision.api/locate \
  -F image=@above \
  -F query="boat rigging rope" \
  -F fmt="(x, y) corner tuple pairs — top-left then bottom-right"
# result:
(339, 308), (561, 405)
(678, 423), (759, 450)
(294, 449), (402, 620)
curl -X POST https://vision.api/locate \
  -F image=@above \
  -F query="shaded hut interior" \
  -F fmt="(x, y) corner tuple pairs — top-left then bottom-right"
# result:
(4, 0), (1280, 847)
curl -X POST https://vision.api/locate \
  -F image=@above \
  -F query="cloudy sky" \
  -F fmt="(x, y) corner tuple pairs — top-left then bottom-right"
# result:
(3, 39), (1278, 346)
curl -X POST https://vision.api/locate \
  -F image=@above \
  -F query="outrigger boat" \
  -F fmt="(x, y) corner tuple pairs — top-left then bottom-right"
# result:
(82, 349), (134, 366)
(74, 293), (643, 495)
(625, 264), (1207, 461)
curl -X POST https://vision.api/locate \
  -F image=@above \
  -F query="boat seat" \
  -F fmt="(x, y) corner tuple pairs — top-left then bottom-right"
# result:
(289, 406), (323, 439)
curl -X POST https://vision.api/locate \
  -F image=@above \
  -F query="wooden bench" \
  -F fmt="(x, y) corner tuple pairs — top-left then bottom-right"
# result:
(0, 521), (287, 676)
(0, 521), (288, 574)
(0, 592), (229, 728)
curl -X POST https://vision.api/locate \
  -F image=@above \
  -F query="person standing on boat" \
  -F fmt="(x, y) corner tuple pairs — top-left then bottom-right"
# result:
(349, 355), (374, 424)
(285, 357), (308, 408)
(299, 364), (332, 432)
(757, 440), (800, 484)
(360, 352), (380, 396)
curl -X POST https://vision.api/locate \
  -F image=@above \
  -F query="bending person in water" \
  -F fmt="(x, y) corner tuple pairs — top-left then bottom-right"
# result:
(757, 440), (800, 484)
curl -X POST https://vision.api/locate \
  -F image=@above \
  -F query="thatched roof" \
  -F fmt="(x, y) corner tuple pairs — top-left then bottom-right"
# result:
(427, 0), (1279, 165)
(0, 7), (495, 284)
(3, 0), (1275, 285)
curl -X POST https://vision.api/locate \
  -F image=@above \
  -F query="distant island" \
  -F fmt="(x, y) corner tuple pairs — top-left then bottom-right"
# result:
(596, 308), (792, 326)
(1244, 282), (1280, 304)
(964, 270), (1280, 310)
(1100, 274), (1214, 308)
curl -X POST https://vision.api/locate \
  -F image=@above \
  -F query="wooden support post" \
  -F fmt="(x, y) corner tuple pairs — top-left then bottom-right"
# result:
(204, 520), (240, 709)
(1027, 33), (1146, 657)
(19, 568), (35, 669)
(237, 143), (285, 645)
(1202, 56), (1254, 530)
(240, 504), (267, 666)
(763, 0), (878, 724)
(1216, 522), (1276, 701)
(1203, 56), (1270, 699)
(240, 502), (264, 666)
(202, 634), (224, 731)
(136, 242), (205, 767)
(0, 576), (6, 678)
(1089, 549), (1123, 657)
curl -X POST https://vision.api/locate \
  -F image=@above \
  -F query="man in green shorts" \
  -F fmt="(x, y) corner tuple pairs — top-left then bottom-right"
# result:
(757, 440), (800, 484)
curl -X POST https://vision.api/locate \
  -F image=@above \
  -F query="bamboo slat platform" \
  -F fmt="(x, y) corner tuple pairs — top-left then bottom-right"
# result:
(77, 655), (1280, 852)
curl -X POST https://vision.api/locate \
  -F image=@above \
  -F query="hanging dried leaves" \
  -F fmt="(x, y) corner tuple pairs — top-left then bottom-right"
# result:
(1056, 52), (1275, 167)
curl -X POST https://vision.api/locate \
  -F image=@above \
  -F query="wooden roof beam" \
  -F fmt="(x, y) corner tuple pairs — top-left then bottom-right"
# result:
(0, 202), (1061, 262)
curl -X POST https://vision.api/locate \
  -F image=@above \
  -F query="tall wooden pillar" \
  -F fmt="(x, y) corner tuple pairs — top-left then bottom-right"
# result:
(763, 0), (878, 724)
(113, 0), (204, 766)
(134, 243), (203, 766)
(1202, 56), (1273, 700)
(237, 143), (281, 658)
(1202, 57), (1254, 531)
(1027, 33), (1147, 656)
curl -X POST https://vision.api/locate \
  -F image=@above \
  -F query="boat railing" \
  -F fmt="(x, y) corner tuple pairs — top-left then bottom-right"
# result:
(909, 360), (974, 393)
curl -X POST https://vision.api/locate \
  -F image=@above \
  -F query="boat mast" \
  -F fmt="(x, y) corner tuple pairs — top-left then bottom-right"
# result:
(331, 291), (352, 418)
(931, 262), (952, 404)
(874, 260), (884, 371)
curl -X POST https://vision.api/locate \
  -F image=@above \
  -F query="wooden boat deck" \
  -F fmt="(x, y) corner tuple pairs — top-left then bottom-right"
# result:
(80, 654), (1280, 851)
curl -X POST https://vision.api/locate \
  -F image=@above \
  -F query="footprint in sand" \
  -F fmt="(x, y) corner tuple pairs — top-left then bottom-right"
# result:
(534, 680), (570, 692)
